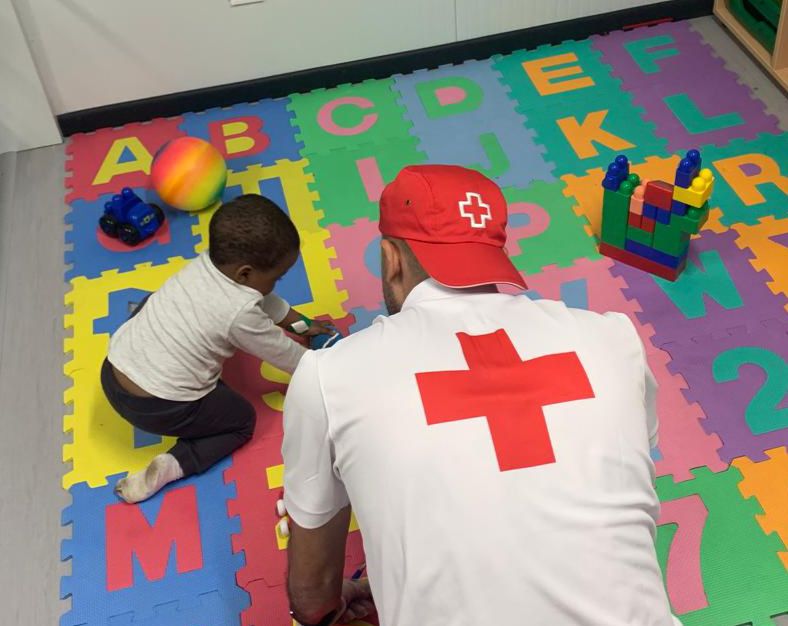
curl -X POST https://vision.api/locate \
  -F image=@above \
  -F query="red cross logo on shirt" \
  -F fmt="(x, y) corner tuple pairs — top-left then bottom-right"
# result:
(458, 192), (492, 229)
(415, 330), (595, 471)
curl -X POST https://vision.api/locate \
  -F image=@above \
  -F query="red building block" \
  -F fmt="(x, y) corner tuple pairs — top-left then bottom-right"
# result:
(627, 212), (642, 228)
(599, 242), (680, 281)
(641, 216), (656, 233)
(644, 180), (674, 211)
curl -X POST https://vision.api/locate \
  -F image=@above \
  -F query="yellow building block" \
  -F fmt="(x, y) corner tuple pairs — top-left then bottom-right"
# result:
(192, 159), (348, 320)
(64, 260), (187, 488)
(672, 168), (715, 208)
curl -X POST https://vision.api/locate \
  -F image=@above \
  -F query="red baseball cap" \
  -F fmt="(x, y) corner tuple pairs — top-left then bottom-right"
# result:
(379, 165), (527, 290)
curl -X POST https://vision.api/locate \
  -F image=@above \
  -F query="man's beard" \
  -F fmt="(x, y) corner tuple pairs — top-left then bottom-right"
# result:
(382, 281), (400, 315)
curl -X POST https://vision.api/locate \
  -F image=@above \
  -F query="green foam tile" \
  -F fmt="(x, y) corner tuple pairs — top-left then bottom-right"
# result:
(504, 179), (600, 274)
(305, 137), (426, 227)
(289, 79), (416, 154)
(656, 466), (788, 626)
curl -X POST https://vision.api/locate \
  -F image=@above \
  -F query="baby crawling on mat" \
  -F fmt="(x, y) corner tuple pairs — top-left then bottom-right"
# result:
(101, 194), (334, 503)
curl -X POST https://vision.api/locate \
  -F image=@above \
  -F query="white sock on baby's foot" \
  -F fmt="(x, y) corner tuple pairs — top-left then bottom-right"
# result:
(115, 453), (184, 503)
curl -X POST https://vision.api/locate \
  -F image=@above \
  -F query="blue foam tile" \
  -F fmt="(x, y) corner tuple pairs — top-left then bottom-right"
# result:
(66, 189), (200, 281)
(625, 238), (684, 268)
(178, 99), (302, 171)
(60, 459), (248, 626)
(394, 58), (555, 187)
(349, 305), (387, 333)
(93, 288), (151, 336)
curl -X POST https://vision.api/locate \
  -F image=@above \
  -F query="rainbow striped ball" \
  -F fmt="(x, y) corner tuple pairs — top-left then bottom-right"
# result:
(150, 137), (227, 212)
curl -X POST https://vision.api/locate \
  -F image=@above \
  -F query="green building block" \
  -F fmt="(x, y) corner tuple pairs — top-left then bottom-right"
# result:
(601, 188), (631, 248)
(627, 224), (654, 247)
(671, 201), (710, 234)
(652, 221), (690, 257)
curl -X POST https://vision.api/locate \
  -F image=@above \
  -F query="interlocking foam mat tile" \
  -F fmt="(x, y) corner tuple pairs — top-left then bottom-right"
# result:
(62, 19), (787, 626)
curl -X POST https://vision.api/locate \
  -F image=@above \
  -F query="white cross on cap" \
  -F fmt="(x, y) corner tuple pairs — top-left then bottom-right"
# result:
(458, 192), (492, 229)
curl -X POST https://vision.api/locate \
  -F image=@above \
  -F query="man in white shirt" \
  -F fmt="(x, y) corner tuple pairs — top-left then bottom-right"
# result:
(282, 165), (677, 626)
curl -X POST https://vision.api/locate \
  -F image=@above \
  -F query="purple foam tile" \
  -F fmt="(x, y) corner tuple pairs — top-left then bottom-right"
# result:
(611, 229), (787, 348)
(770, 232), (788, 248)
(663, 320), (788, 463)
(592, 22), (779, 149)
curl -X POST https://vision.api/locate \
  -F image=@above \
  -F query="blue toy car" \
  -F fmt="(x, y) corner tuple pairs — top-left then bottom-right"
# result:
(99, 188), (165, 246)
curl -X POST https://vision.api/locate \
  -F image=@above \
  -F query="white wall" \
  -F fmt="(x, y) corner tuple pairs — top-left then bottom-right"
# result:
(0, 0), (60, 154)
(11, 0), (456, 115)
(456, 0), (657, 40)
(11, 0), (658, 117)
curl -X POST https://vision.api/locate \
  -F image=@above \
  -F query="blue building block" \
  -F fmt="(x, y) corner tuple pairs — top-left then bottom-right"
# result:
(602, 174), (621, 191)
(671, 199), (688, 216)
(674, 158), (695, 188)
(60, 460), (248, 626)
(686, 148), (702, 168)
(625, 238), (685, 268)
(674, 149), (702, 188)
(643, 203), (657, 221)
(656, 208), (672, 224)
(602, 155), (630, 190)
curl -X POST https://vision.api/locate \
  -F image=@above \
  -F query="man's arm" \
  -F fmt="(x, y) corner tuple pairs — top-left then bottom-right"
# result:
(645, 363), (659, 449)
(283, 351), (361, 623)
(287, 507), (351, 624)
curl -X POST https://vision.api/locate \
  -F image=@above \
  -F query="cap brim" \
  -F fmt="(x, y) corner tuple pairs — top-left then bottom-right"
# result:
(406, 239), (527, 290)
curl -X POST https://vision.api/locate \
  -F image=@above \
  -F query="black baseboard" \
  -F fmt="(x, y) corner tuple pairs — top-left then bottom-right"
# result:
(57, 0), (713, 136)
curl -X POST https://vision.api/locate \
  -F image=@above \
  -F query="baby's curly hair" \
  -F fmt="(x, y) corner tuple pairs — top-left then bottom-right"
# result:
(208, 194), (300, 270)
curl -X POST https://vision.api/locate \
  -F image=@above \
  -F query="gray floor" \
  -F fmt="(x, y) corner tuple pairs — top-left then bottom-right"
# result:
(0, 16), (785, 626)
(0, 144), (70, 624)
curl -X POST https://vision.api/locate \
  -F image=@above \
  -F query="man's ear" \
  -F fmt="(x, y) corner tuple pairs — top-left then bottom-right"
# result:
(234, 264), (254, 284)
(380, 239), (402, 283)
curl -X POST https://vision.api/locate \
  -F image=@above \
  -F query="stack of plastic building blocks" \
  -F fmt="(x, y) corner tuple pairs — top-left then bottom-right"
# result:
(599, 150), (714, 281)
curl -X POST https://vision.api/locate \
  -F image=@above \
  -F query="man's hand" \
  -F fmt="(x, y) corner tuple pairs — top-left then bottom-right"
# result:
(333, 579), (375, 624)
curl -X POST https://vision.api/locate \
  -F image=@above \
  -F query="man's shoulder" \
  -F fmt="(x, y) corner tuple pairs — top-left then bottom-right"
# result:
(312, 312), (394, 367)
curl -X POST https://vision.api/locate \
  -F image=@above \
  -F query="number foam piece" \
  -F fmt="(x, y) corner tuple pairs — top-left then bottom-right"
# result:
(656, 466), (788, 625)
(663, 319), (788, 464)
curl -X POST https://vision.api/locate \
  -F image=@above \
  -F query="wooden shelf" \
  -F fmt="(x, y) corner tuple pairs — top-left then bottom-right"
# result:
(713, 0), (788, 93)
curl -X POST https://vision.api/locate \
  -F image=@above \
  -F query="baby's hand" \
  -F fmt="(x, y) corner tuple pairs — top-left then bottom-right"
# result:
(306, 319), (336, 336)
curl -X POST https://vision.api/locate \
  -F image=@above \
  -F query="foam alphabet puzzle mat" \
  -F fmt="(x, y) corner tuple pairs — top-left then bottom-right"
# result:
(62, 19), (787, 625)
